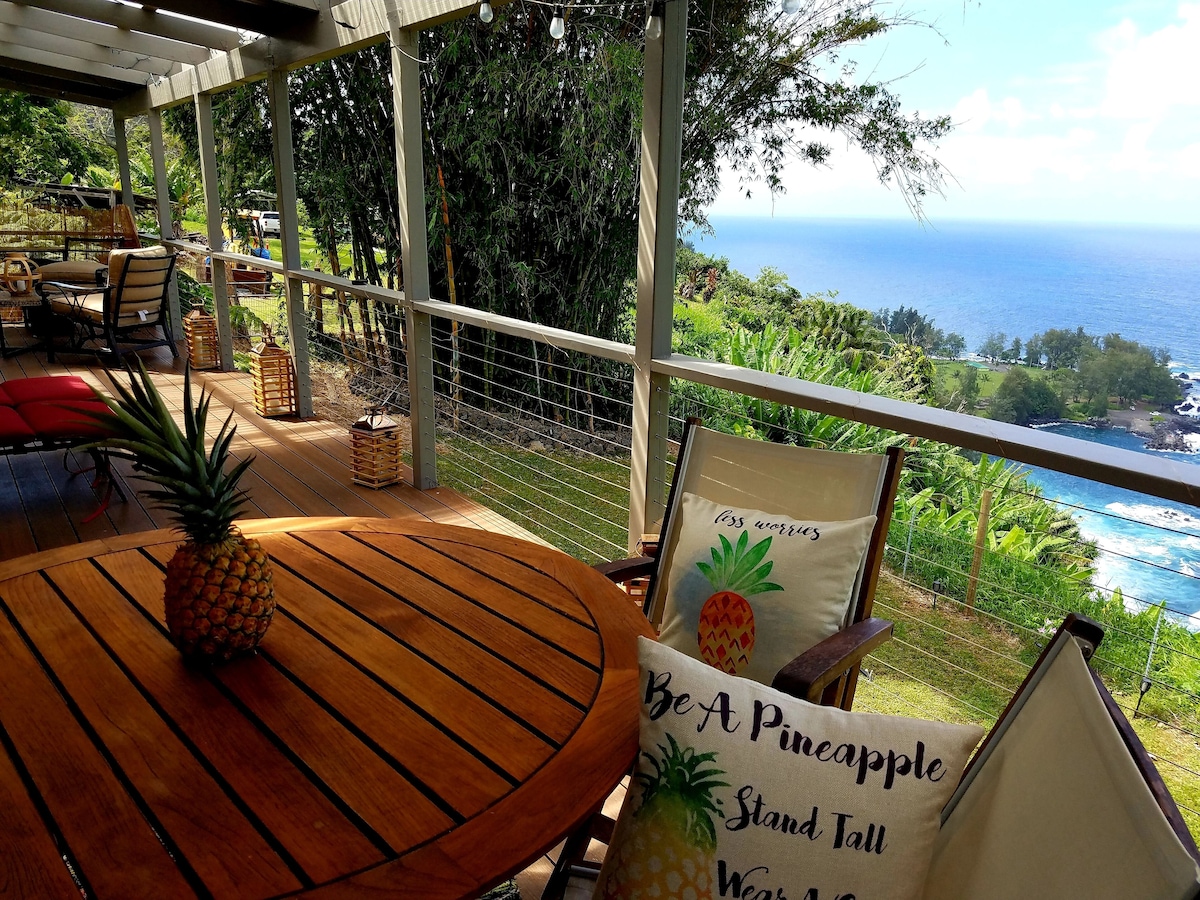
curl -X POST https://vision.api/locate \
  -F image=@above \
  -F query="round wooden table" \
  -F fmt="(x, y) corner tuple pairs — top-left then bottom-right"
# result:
(0, 518), (653, 898)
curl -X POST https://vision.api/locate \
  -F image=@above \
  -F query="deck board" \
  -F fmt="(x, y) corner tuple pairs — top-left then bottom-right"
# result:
(0, 342), (545, 562)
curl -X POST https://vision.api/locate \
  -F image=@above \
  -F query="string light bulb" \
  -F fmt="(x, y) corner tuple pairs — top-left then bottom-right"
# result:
(645, 0), (664, 40)
(781, 0), (800, 11)
(549, 5), (566, 39)
(478, 0), (493, 23)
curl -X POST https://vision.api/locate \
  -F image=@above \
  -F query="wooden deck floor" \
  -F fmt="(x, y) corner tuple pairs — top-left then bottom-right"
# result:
(0, 338), (541, 561)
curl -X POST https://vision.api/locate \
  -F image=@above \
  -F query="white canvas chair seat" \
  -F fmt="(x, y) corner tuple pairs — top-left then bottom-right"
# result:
(49, 292), (162, 326)
(924, 616), (1200, 900)
(645, 422), (899, 633)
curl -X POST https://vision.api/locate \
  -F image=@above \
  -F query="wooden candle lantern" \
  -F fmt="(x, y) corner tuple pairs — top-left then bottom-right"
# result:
(183, 306), (220, 370)
(350, 407), (403, 488)
(250, 325), (297, 418)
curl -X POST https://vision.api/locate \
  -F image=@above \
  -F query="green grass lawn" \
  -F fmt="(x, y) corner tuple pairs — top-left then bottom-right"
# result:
(180, 218), (356, 272)
(934, 360), (1002, 401)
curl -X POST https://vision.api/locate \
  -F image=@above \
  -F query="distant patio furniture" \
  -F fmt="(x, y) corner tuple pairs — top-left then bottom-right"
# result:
(38, 246), (178, 362)
(0, 517), (653, 898)
(0, 290), (43, 358)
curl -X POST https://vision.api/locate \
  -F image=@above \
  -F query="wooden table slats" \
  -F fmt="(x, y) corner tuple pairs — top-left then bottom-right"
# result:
(49, 552), (386, 886)
(0, 518), (654, 898)
(2, 563), (308, 896)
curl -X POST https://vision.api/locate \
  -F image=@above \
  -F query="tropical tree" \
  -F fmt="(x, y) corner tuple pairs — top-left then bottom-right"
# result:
(978, 332), (1006, 361)
(0, 90), (107, 184)
(989, 367), (1064, 425)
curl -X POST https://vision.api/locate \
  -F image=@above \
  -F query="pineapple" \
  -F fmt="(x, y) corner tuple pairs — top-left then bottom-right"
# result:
(89, 361), (275, 662)
(695, 532), (783, 675)
(600, 733), (727, 899)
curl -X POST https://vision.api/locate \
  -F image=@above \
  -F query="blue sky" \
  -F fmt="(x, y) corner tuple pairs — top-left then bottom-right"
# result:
(710, 1), (1200, 225)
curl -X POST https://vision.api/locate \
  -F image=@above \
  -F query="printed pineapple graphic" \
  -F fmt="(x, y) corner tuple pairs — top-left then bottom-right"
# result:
(600, 734), (727, 899)
(695, 532), (783, 674)
(90, 362), (275, 661)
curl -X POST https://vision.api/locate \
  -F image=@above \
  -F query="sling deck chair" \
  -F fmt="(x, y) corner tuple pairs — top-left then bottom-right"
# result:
(923, 613), (1200, 900)
(547, 614), (1200, 899)
(542, 419), (905, 898)
(38, 246), (178, 363)
(603, 418), (904, 708)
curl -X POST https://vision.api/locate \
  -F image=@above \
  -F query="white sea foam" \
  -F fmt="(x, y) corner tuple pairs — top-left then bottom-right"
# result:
(1106, 501), (1200, 532)
(1094, 533), (1173, 559)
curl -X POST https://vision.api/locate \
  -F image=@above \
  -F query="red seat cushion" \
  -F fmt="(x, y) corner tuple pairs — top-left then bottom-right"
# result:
(0, 384), (12, 407)
(0, 407), (37, 444)
(18, 400), (112, 440)
(4, 375), (98, 406)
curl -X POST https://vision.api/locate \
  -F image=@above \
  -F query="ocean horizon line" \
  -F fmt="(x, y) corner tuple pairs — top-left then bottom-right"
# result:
(692, 214), (1200, 233)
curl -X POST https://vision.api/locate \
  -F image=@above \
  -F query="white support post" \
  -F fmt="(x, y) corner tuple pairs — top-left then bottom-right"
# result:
(113, 113), (134, 209)
(266, 68), (314, 417)
(148, 108), (182, 338)
(628, 0), (687, 552)
(194, 91), (234, 371)
(391, 25), (437, 489)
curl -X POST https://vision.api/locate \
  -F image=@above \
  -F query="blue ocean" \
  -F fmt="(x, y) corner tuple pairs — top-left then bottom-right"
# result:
(692, 217), (1200, 624)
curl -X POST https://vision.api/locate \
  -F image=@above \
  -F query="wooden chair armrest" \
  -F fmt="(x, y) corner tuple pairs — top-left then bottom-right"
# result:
(593, 555), (656, 583)
(771, 617), (894, 703)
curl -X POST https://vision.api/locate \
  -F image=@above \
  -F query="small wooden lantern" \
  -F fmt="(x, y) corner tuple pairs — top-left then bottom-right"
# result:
(250, 325), (297, 418)
(1, 254), (38, 296)
(182, 306), (220, 370)
(350, 407), (403, 488)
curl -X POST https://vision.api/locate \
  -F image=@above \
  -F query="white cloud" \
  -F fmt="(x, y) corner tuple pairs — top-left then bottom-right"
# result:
(710, 3), (1200, 222)
(1099, 4), (1200, 120)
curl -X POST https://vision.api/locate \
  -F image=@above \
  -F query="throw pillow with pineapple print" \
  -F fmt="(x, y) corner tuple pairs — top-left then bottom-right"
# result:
(594, 639), (983, 900)
(658, 493), (876, 685)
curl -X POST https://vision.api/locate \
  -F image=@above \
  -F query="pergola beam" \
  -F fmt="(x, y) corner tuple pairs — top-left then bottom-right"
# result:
(130, 0), (479, 114)
(135, 0), (316, 37)
(11, 0), (243, 51)
(0, 23), (181, 77)
(0, 69), (121, 105)
(0, 39), (152, 85)
(0, 2), (213, 64)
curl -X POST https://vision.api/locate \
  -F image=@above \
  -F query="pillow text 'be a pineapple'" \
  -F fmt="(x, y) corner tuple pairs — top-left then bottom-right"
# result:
(658, 493), (876, 685)
(594, 640), (983, 900)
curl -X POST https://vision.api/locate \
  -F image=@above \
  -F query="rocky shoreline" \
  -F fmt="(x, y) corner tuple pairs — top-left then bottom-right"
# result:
(1096, 407), (1200, 452)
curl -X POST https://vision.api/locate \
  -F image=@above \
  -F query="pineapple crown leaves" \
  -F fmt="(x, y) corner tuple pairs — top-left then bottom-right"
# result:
(634, 733), (728, 850)
(79, 360), (255, 543)
(696, 530), (784, 596)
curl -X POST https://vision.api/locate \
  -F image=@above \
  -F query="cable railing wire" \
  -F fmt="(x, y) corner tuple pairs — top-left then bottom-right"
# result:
(435, 427), (628, 542)
(437, 453), (624, 560)
(435, 403), (631, 505)
(436, 411), (630, 519)
(432, 368), (635, 442)
(433, 378), (635, 478)
(434, 337), (636, 413)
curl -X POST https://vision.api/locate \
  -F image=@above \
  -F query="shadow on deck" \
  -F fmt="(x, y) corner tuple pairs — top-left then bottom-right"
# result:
(0, 340), (544, 562)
